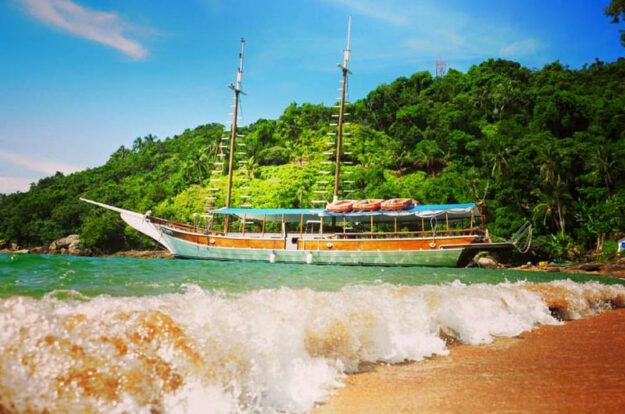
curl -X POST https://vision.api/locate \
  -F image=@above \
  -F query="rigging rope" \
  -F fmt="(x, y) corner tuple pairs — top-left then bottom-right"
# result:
(509, 221), (533, 254)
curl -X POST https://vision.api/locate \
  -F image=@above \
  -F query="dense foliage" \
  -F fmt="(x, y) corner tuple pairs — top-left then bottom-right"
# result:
(606, 0), (625, 46)
(1, 58), (624, 259)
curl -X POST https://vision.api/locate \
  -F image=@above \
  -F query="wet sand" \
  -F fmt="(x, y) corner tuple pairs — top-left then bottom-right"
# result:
(316, 308), (625, 413)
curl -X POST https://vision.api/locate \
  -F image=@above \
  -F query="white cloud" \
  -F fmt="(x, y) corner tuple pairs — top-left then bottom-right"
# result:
(21, 0), (147, 59)
(500, 38), (542, 58)
(325, 0), (546, 72)
(332, 0), (407, 26)
(0, 149), (83, 176)
(0, 177), (35, 194)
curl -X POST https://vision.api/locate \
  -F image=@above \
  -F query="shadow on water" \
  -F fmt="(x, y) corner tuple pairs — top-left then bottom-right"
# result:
(1, 253), (623, 298)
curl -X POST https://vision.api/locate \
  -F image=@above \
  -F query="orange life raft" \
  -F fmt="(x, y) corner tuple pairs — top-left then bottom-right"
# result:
(381, 198), (414, 211)
(326, 200), (354, 213)
(353, 199), (384, 211)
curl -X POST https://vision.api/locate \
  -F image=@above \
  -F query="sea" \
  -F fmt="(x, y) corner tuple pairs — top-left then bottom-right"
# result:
(1, 253), (624, 413)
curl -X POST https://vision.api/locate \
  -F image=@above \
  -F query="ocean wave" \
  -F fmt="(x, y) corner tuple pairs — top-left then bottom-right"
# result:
(0, 280), (623, 413)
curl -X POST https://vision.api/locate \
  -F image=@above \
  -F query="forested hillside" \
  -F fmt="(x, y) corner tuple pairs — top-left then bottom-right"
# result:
(1, 58), (624, 258)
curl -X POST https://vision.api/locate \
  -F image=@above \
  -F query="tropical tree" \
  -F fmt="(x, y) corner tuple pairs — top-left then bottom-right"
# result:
(532, 181), (573, 235)
(413, 140), (444, 174)
(605, 0), (625, 45)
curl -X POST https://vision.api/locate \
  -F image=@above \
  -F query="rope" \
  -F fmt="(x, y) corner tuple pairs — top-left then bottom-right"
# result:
(509, 221), (533, 253)
(517, 226), (532, 253)
(364, 97), (384, 130)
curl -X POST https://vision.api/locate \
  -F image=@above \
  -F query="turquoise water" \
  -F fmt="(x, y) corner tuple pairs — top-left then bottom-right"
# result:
(1, 253), (622, 298)
(2, 253), (625, 413)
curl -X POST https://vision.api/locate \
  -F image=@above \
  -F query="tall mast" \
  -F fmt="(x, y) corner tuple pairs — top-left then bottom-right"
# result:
(225, 37), (245, 233)
(333, 16), (352, 202)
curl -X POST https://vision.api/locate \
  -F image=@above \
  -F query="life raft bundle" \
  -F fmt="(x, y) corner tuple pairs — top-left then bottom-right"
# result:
(381, 198), (413, 211)
(326, 200), (355, 213)
(326, 198), (420, 213)
(352, 199), (384, 211)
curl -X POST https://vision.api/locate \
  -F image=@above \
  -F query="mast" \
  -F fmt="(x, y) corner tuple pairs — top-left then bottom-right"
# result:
(225, 37), (246, 233)
(333, 16), (352, 202)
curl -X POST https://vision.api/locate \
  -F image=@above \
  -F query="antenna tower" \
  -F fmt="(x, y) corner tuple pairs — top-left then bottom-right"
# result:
(435, 57), (447, 78)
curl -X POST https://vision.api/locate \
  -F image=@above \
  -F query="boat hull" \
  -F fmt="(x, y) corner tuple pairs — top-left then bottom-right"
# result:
(78, 198), (496, 267)
(162, 232), (464, 266)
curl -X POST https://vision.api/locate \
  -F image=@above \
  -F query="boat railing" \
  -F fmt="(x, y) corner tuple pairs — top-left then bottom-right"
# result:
(331, 227), (483, 239)
(149, 216), (227, 236)
(152, 214), (482, 241)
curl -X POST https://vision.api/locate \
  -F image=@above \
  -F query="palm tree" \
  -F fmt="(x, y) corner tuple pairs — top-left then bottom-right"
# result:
(132, 137), (143, 152)
(483, 132), (528, 211)
(143, 134), (156, 147)
(483, 133), (510, 178)
(532, 181), (572, 234)
(296, 185), (306, 208)
(243, 156), (257, 179)
(414, 140), (444, 174)
(536, 139), (571, 187)
(533, 139), (573, 234)
(586, 139), (617, 195)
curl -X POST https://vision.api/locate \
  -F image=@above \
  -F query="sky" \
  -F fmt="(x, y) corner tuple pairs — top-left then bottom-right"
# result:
(1, 0), (623, 193)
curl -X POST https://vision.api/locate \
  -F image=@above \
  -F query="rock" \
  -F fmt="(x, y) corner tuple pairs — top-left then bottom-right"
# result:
(49, 235), (81, 254)
(600, 263), (625, 276)
(10, 243), (19, 251)
(477, 256), (499, 269)
(108, 250), (173, 259)
(0, 240), (6, 249)
(68, 242), (81, 255)
(545, 265), (562, 272)
(28, 246), (47, 254)
(575, 263), (602, 272)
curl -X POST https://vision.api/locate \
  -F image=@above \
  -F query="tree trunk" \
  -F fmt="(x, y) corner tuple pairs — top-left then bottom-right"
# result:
(556, 196), (565, 234)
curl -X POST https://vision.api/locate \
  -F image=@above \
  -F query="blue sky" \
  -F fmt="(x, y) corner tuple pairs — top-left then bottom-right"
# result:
(1, 0), (623, 193)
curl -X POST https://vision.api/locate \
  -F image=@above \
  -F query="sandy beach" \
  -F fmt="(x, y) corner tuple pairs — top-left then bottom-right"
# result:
(316, 308), (625, 413)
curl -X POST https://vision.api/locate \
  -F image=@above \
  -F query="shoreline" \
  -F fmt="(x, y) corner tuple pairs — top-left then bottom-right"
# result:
(0, 248), (173, 259)
(314, 308), (625, 413)
(510, 259), (625, 279)
(0, 249), (623, 277)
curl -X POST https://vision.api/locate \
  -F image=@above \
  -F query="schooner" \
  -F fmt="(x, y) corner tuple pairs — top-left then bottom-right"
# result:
(82, 18), (522, 266)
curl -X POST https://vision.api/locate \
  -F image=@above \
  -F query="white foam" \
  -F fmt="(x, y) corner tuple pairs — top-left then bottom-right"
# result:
(0, 280), (623, 413)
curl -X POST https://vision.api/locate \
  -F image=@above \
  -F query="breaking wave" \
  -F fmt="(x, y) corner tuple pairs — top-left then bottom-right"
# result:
(0, 280), (624, 413)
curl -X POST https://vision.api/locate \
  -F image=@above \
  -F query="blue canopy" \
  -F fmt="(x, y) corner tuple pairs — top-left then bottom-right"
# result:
(212, 203), (479, 223)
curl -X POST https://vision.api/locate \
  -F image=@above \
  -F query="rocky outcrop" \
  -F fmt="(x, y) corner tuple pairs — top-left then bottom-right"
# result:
(476, 256), (500, 269)
(107, 250), (173, 259)
(48, 234), (91, 256)
(0, 242), (27, 254)
(28, 246), (47, 254)
(512, 257), (625, 278)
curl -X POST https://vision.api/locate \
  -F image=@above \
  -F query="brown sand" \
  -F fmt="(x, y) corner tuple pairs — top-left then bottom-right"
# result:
(315, 308), (625, 413)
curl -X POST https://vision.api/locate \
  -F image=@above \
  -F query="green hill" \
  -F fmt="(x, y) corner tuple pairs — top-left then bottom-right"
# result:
(1, 58), (624, 258)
